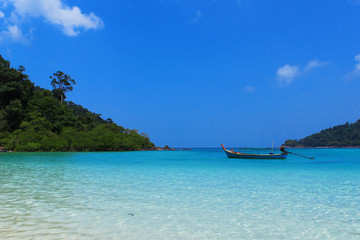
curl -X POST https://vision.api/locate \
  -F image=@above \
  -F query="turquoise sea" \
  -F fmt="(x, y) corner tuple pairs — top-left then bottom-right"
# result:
(0, 149), (360, 239)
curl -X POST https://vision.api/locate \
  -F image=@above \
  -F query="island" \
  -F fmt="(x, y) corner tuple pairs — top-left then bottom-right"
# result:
(0, 55), (156, 152)
(283, 119), (360, 147)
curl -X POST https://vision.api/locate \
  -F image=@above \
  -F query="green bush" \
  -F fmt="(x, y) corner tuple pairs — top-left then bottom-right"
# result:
(0, 55), (155, 152)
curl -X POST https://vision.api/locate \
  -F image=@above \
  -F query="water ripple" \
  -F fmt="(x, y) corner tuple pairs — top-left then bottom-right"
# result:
(0, 150), (360, 239)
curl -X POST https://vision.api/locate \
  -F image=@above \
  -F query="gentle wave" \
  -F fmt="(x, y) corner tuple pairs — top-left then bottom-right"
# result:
(0, 150), (360, 239)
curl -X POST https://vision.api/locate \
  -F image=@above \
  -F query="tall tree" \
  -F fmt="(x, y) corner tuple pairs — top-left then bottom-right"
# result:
(50, 71), (76, 104)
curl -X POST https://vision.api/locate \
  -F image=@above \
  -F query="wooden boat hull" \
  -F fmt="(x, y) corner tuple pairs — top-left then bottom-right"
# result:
(221, 144), (288, 159)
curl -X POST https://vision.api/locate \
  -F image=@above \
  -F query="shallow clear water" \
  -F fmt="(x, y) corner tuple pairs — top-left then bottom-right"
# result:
(0, 149), (360, 239)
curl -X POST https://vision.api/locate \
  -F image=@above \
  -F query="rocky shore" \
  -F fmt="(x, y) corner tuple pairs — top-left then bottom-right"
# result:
(151, 145), (191, 151)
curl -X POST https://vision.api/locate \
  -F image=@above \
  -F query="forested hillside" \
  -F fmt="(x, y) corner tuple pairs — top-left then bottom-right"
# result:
(283, 120), (360, 147)
(0, 55), (154, 151)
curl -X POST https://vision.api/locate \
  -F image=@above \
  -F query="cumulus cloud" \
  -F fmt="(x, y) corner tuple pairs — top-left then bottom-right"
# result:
(276, 59), (329, 86)
(304, 59), (329, 72)
(276, 64), (299, 86)
(1, 0), (103, 38)
(0, 24), (25, 42)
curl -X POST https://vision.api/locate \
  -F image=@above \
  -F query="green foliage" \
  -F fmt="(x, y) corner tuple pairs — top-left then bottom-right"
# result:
(0, 55), (155, 152)
(284, 120), (360, 147)
(50, 71), (76, 104)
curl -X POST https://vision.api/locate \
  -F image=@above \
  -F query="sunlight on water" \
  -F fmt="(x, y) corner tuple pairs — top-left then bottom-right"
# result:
(0, 149), (360, 239)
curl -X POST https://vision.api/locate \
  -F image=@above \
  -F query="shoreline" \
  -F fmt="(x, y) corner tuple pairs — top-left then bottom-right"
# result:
(2, 147), (360, 153)
(281, 146), (360, 149)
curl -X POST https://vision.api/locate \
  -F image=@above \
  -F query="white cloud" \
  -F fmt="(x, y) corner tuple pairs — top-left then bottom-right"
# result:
(0, 24), (25, 42)
(345, 53), (360, 79)
(1, 0), (103, 38)
(276, 64), (299, 86)
(0, 10), (4, 18)
(276, 59), (329, 86)
(304, 59), (329, 72)
(355, 53), (360, 71)
(190, 10), (203, 23)
(244, 86), (255, 92)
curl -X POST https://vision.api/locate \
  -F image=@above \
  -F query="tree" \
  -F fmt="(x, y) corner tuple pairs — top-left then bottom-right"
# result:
(0, 55), (155, 151)
(18, 65), (26, 73)
(5, 99), (23, 131)
(50, 71), (76, 104)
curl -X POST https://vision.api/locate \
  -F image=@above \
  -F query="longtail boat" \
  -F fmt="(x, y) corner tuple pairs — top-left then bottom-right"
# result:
(221, 144), (288, 159)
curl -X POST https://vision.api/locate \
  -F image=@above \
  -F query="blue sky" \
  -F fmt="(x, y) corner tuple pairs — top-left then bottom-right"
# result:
(1, 0), (360, 147)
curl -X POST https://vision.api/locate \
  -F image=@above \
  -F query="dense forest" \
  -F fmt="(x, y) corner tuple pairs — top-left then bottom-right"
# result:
(283, 119), (360, 147)
(0, 55), (155, 151)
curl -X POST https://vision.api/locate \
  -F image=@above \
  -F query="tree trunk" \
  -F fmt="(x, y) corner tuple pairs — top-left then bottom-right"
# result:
(61, 94), (63, 104)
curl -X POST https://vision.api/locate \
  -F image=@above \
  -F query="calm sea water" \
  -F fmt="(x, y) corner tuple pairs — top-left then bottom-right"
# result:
(0, 149), (360, 239)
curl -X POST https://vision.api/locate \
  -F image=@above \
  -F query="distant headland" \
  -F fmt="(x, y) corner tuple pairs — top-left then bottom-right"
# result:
(0, 55), (157, 152)
(283, 119), (360, 148)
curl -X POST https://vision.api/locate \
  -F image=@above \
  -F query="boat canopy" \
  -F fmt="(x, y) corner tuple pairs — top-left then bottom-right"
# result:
(232, 148), (283, 155)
